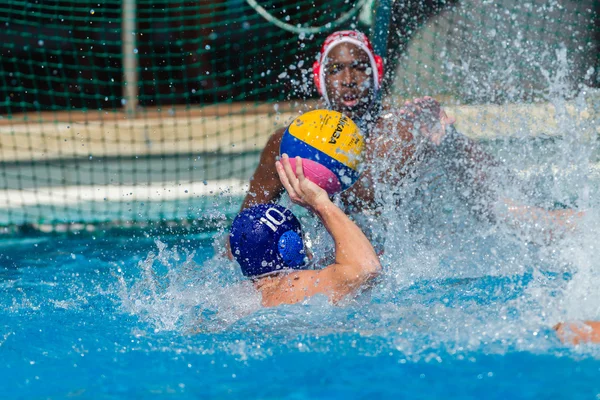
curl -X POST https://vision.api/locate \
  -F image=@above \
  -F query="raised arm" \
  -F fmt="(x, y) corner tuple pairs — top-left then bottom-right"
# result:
(224, 128), (286, 259)
(400, 97), (531, 224)
(241, 128), (286, 209)
(412, 98), (584, 237)
(258, 154), (381, 307)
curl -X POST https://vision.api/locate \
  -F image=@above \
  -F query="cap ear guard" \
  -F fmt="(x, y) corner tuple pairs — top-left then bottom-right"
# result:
(374, 54), (384, 85)
(313, 60), (323, 95)
(278, 230), (305, 267)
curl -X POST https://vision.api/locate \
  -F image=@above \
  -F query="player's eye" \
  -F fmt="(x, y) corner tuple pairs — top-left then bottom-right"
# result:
(352, 61), (369, 71)
(327, 64), (343, 74)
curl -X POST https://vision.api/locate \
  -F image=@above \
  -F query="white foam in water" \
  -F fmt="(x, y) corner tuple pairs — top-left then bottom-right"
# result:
(115, 240), (262, 333)
(557, 211), (600, 321)
(115, 42), (600, 359)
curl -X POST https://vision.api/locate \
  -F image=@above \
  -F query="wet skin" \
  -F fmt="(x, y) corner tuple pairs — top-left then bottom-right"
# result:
(323, 43), (376, 121)
(253, 154), (381, 307)
(554, 321), (600, 345)
(236, 44), (457, 214)
(228, 36), (586, 335)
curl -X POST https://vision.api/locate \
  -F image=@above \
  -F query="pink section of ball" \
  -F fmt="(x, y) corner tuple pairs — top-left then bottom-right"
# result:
(282, 157), (341, 195)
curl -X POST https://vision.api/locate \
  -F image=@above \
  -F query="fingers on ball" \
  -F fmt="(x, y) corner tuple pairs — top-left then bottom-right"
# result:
(295, 156), (305, 180)
(277, 156), (296, 195)
(282, 154), (296, 179)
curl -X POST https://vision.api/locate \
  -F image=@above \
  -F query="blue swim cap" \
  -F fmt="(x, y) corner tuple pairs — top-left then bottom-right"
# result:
(230, 204), (306, 278)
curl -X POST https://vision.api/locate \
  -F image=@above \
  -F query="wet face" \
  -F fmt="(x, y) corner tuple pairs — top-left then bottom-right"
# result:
(323, 43), (375, 120)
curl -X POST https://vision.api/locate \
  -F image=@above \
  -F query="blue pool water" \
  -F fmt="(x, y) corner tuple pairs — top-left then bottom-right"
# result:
(2, 218), (600, 398)
(3, 117), (600, 397)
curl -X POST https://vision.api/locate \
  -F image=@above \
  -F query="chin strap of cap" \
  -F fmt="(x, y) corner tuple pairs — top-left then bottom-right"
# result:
(312, 30), (384, 106)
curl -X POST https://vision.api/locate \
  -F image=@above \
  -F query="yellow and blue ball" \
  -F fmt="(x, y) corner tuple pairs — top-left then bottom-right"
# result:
(279, 110), (364, 195)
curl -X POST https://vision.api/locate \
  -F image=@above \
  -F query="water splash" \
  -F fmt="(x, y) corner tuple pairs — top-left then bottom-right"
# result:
(557, 211), (600, 321)
(114, 240), (262, 333)
(113, 28), (600, 359)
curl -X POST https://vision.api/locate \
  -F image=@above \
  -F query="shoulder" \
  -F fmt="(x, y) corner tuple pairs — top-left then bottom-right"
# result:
(257, 270), (321, 307)
(274, 268), (334, 293)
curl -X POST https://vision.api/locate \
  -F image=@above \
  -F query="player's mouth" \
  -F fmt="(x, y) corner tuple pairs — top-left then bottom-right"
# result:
(341, 94), (359, 108)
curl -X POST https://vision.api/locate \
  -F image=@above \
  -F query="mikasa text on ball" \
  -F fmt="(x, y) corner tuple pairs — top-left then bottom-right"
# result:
(279, 110), (364, 195)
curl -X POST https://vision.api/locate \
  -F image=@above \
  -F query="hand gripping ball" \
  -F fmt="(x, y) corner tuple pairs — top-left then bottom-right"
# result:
(280, 109), (364, 195)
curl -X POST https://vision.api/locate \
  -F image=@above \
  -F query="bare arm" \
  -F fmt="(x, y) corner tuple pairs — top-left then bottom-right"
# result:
(241, 128), (286, 209)
(259, 154), (381, 307)
(434, 123), (585, 233)
(399, 97), (499, 210)
(402, 97), (501, 220)
(224, 128), (286, 259)
(341, 105), (420, 209)
(499, 199), (583, 244)
(555, 321), (600, 345)
(435, 124), (584, 236)
(407, 98), (562, 226)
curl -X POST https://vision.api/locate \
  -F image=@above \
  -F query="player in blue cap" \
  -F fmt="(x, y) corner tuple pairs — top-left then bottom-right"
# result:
(229, 154), (381, 307)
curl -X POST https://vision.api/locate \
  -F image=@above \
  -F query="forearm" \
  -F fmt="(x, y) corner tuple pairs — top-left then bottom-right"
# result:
(436, 126), (499, 179)
(500, 200), (582, 243)
(241, 174), (284, 209)
(313, 200), (380, 274)
(435, 126), (502, 219)
(555, 321), (600, 344)
(240, 128), (286, 210)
